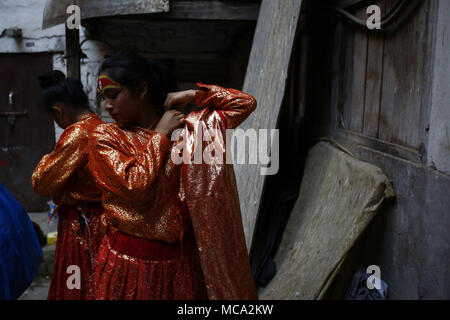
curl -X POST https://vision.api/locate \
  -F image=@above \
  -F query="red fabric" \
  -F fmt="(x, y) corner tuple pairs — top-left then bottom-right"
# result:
(107, 230), (181, 260)
(106, 200), (192, 260)
(47, 203), (104, 300)
(216, 109), (227, 126)
(90, 210), (208, 300)
(88, 84), (258, 300)
(184, 84), (259, 299)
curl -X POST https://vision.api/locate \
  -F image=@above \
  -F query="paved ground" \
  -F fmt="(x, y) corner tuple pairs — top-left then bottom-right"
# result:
(18, 212), (54, 300)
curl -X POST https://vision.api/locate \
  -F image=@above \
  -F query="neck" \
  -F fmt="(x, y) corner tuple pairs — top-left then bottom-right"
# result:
(136, 104), (160, 129)
(73, 109), (92, 122)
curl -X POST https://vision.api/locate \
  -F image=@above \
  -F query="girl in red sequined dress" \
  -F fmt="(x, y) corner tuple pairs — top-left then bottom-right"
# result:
(89, 51), (258, 300)
(32, 71), (104, 299)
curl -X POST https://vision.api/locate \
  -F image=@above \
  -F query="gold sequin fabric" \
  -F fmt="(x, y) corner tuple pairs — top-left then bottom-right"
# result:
(89, 83), (258, 299)
(90, 225), (207, 300)
(32, 114), (104, 206)
(47, 204), (104, 300)
(181, 83), (258, 299)
(32, 114), (105, 300)
(88, 123), (183, 243)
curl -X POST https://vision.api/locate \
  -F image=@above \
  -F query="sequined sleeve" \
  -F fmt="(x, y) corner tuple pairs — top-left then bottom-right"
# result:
(88, 124), (172, 203)
(194, 82), (257, 129)
(32, 125), (88, 196)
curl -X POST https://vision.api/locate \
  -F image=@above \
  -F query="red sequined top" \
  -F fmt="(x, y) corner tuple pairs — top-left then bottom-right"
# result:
(32, 114), (103, 206)
(88, 123), (182, 242)
(89, 83), (258, 299)
(88, 83), (256, 242)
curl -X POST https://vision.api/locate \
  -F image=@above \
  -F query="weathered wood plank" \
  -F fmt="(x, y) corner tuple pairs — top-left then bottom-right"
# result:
(331, 21), (346, 135)
(341, 24), (355, 130)
(363, 0), (385, 138)
(336, 128), (423, 163)
(259, 142), (394, 299)
(43, 0), (169, 29)
(65, 26), (80, 79)
(167, 0), (260, 21)
(426, 0), (450, 174)
(349, 7), (368, 133)
(378, 0), (432, 149)
(44, 0), (258, 29)
(235, 0), (303, 250)
(85, 19), (253, 54)
(79, 0), (169, 19)
(341, 6), (369, 133)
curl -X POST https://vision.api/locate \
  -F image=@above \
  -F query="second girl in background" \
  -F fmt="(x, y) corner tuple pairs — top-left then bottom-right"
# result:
(32, 71), (104, 299)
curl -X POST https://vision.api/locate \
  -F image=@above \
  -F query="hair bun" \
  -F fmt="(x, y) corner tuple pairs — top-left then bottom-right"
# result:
(38, 70), (66, 89)
(148, 59), (169, 87)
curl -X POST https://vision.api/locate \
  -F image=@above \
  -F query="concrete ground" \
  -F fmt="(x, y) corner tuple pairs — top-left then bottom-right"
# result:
(18, 212), (55, 300)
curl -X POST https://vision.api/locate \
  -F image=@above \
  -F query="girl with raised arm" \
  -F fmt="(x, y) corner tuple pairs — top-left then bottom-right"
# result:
(89, 51), (257, 300)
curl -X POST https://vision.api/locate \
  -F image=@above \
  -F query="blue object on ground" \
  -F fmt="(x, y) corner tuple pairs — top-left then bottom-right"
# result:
(0, 182), (43, 300)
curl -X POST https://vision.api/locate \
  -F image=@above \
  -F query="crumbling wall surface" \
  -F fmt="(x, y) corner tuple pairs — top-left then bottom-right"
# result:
(260, 141), (394, 300)
(0, 0), (64, 53)
(0, 0), (113, 139)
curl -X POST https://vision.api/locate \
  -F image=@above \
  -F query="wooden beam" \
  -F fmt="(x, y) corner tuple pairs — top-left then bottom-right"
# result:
(235, 0), (303, 250)
(335, 128), (423, 163)
(43, 0), (169, 29)
(83, 19), (254, 54)
(166, 0), (260, 20)
(65, 26), (80, 79)
(79, 0), (169, 19)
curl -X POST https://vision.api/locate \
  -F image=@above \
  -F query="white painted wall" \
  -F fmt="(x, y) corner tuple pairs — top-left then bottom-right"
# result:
(0, 0), (113, 141)
(0, 0), (65, 53)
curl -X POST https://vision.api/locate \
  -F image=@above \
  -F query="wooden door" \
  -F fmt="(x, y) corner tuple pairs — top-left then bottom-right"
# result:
(0, 53), (55, 212)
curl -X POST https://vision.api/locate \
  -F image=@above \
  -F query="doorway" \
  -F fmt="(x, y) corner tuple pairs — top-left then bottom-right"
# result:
(0, 53), (55, 211)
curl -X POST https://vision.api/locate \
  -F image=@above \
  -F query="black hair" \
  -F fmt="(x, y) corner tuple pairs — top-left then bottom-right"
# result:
(98, 50), (177, 116)
(37, 70), (89, 113)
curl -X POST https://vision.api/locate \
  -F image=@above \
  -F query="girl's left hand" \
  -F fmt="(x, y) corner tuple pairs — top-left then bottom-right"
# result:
(164, 90), (197, 111)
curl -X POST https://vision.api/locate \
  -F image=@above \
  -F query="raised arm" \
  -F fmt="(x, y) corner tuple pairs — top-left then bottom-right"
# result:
(194, 82), (257, 129)
(32, 125), (87, 196)
(88, 125), (172, 203)
(164, 83), (257, 130)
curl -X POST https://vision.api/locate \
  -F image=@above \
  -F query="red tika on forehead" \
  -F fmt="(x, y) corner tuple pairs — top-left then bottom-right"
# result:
(97, 75), (121, 94)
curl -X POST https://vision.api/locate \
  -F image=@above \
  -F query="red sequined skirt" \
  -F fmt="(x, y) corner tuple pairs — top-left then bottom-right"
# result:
(90, 214), (208, 300)
(47, 203), (104, 300)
